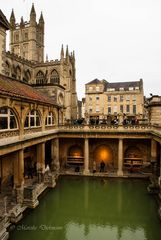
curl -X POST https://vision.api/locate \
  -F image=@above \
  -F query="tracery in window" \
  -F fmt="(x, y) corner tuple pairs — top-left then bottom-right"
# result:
(23, 69), (31, 83)
(50, 70), (59, 84)
(16, 66), (21, 80)
(5, 61), (10, 76)
(36, 71), (45, 85)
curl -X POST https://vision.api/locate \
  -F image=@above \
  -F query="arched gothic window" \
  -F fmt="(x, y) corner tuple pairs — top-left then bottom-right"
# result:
(36, 71), (45, 85)
(24, 110), (41, 128)
(0, 107), (17, 130)
(16, 66), (21, 80)
(12, 65), (17, 78)
(45, 112), (55, 126)
(58, 92), (64, 105)
(23, 70), (31, 83)
(50, 70), (59, 84)
(5, 61), (10, 76)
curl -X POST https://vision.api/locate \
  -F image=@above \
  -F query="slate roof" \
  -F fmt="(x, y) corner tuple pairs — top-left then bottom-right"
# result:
(0, 74), (55, 105)
(86, 79), (102, 85)
(106, 81), (141, 91)
(0, 9), (10, 30)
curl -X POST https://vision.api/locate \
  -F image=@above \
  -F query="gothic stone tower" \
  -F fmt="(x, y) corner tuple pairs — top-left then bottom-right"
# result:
(6, 4), (78, 121)
(0, 10), (10, 75)
(10, 4), (44, 62)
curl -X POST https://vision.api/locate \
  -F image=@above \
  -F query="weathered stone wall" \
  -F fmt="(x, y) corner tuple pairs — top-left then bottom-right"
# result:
(0, 26), (6, 75)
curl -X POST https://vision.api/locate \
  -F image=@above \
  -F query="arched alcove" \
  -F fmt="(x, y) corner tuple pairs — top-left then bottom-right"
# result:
(94, 145), (113, 164)
(124, 146), (143, 170)
(67, 145), (84, 164)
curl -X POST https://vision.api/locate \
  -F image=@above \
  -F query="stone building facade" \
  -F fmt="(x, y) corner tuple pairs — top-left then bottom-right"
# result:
(85, 78), (144, 123)
(147, 95), (161, 126)
(0, 6), (161, 239)
(1, 4), (77, 122)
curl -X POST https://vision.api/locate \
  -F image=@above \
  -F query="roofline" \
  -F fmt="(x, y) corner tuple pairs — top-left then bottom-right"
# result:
(0, 74), (57, 106)
(0, 9), (10, 30)
(0, 90), (58, 107)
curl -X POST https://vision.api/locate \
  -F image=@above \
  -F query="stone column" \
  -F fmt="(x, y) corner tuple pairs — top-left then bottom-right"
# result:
(151, 139), (157, 162)
(51, 138), (60, 172)
(37, 142), (45, 182)
(117, 138), (124, 177)
(151, 139), (158, 175)
(83, 138), (90, 175)
(14, 149), (24, 188)
(13, 150), (24, 204)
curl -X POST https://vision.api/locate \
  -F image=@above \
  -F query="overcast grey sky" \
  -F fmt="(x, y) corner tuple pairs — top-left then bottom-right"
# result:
(1, 0), (161, 99)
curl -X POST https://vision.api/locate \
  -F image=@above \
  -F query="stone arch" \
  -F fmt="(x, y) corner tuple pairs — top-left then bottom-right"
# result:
(16, 65), (21, 80)
(93, 144), (113, 166)
(68, 145), (84, 158)
(0, 106), (19, 130)
(124, 146), (143, 170)
(12, 106), (21, 130)
(124, 146), (142, 159)
(67, 145), (84, 165)
(36, 70), (45, 85)
(50, 69), (60, 84)
(23, 69), (31, 83)
(5, 61), (11, 76)
(11, 65), (17, 78)
(58, 92), (64, 105)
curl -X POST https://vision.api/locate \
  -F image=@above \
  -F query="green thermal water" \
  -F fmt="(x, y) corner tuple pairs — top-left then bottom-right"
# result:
(10, 176), (161, 240)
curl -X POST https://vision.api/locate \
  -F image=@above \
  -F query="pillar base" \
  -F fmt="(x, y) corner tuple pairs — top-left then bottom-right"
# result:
(15, 187), (24, 204)
(117, 170), (123, 177)
(23, 198), (39, 209)
(44, 173), (56, 188)
(10, 205), (23, 223)
(23, 186), (39, 209)
(83, 170), (90, 175)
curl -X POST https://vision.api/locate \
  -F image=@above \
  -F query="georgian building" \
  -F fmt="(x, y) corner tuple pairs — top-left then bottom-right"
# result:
(85, 78), (144, 122)
(0, 6), (161, 239)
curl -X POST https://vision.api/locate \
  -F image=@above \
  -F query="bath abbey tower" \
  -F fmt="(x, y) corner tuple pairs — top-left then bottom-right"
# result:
(1, 4), (78, 122)
(0, 4), (161, 239)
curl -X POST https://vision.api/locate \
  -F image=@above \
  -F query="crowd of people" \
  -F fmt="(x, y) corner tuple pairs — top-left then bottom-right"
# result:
(69, 115), (140, 126)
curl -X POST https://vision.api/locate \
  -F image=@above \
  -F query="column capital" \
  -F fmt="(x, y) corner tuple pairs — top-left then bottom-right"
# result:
(118, 138), (124, 141)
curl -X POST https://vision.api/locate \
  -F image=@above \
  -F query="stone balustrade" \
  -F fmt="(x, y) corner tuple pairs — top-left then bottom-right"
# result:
(0, 124), (161, 151)
(57, 124), (152, 131)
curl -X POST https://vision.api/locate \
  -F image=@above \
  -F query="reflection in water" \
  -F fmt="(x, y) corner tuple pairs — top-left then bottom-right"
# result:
(10, 177), (161, 240)
(66, 223), (146, 240)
